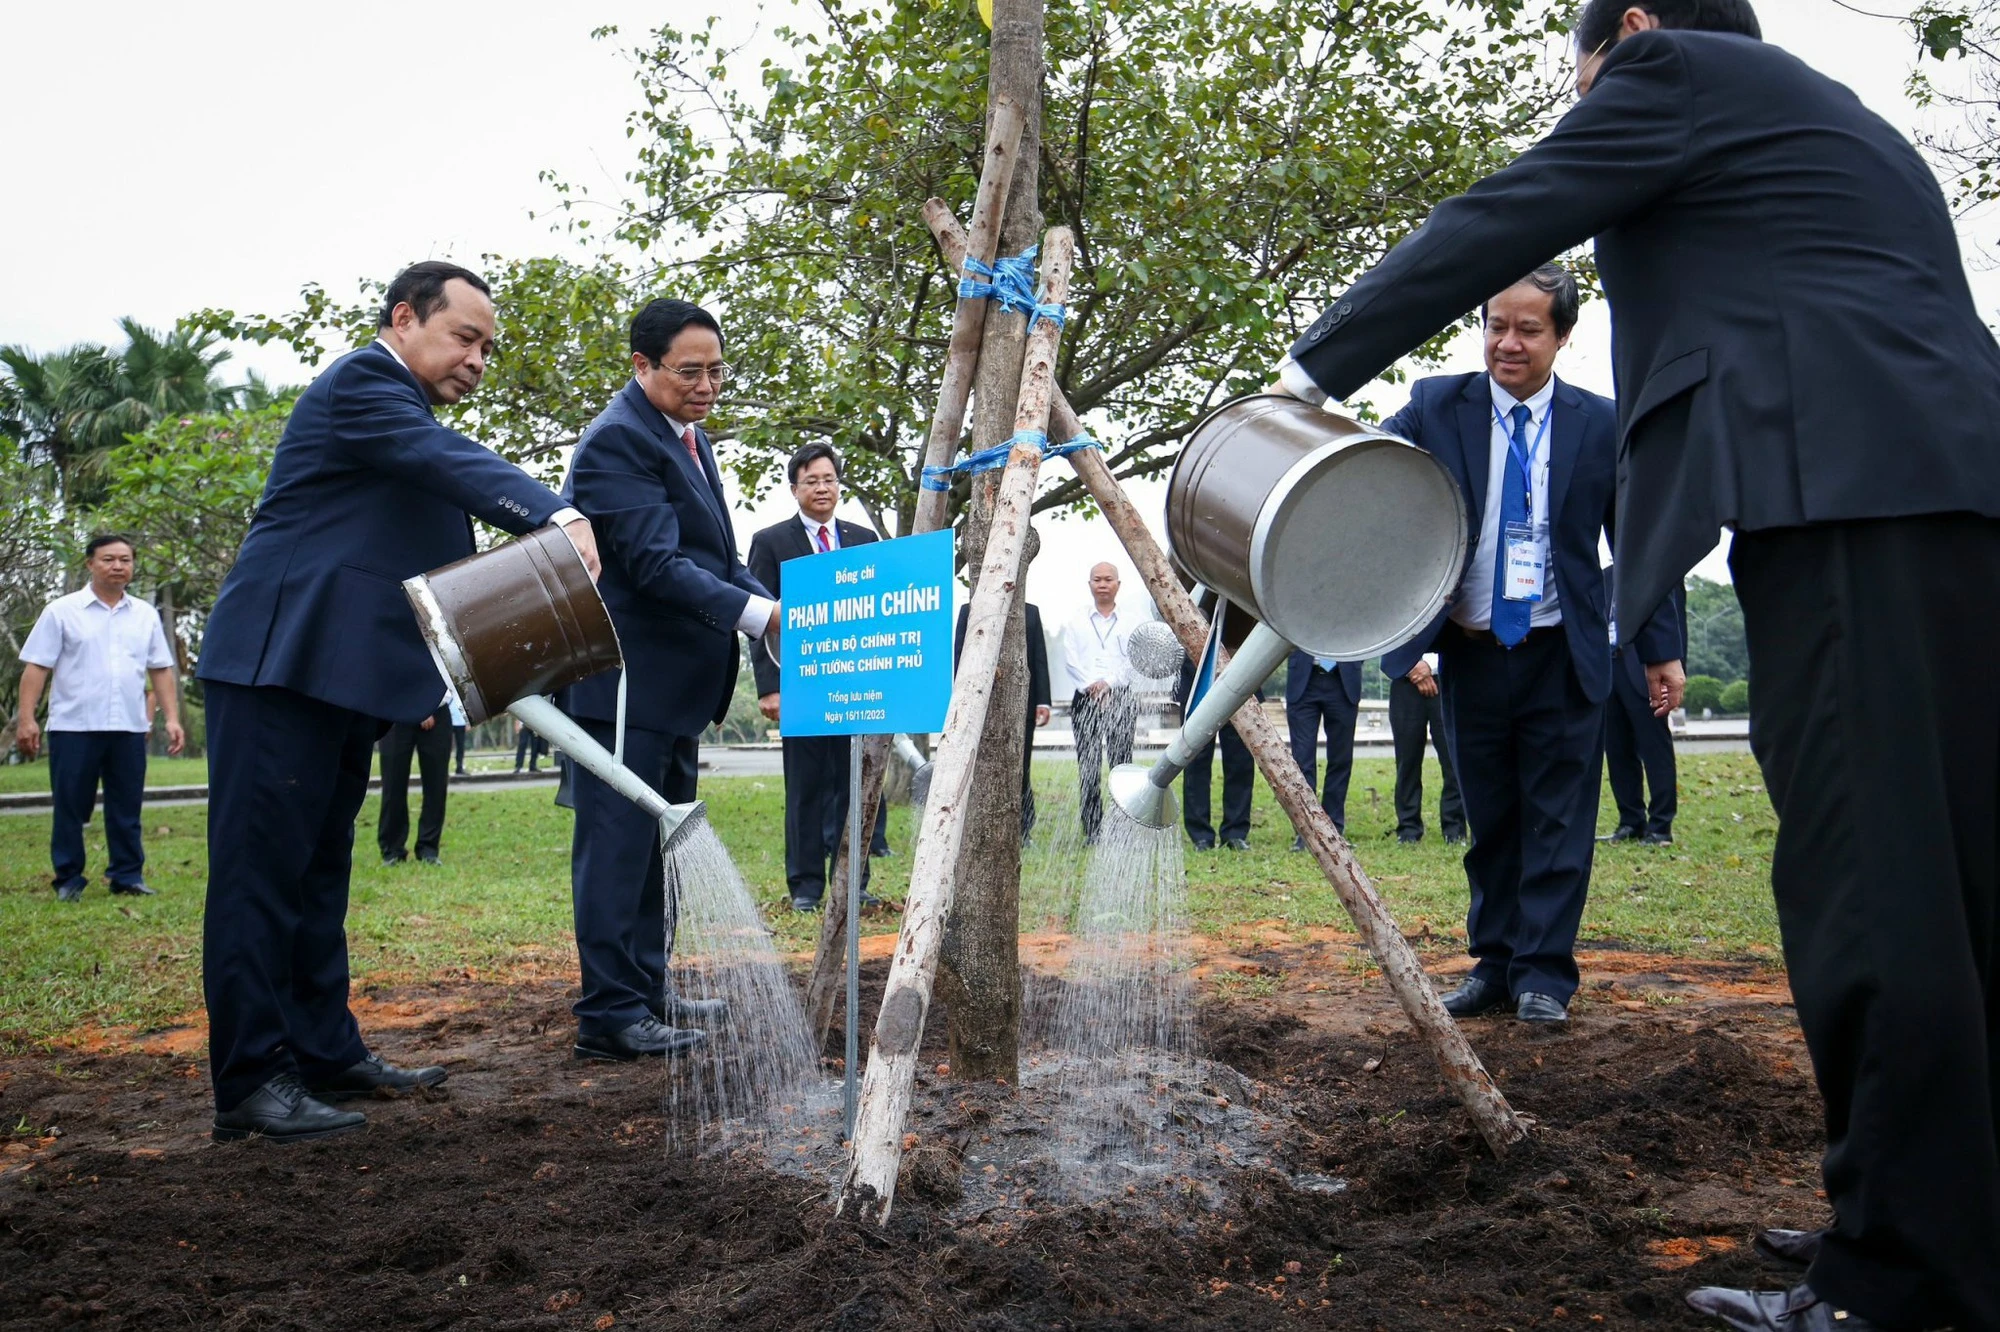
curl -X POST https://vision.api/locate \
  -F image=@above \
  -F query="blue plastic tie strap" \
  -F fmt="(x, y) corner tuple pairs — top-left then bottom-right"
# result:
(957, 246), (1040, 317)
(918, 430), (1096, 492)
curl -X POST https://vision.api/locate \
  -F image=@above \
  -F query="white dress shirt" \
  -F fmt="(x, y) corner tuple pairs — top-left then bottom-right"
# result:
(1450, 375), (1563, 631)
(20, 589), (173, 733)
(797, 511), (841, 552)
(1063, 608), (1136, 694)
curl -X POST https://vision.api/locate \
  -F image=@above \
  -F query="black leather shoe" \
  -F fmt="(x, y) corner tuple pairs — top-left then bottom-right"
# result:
(1601, 825), (1644, 842)
(661, 995), (729, 1025)
(381, 851), (406, 867)
(1753, 1228), (1824, 1269)
(108, 880), (155, 896)
(1439, 976), (1509, 1017)
(1190, 839), (1215, 851)
(1516, 992), (1569, 1023)
(306, 1052), (447, 1100)
(415, 849), (441, 865)
(1397, 831), (1423, 844)
(1290, 835), (1306, 852)
(790, 895), (822, 912)
(575, 1017), (707, 1061)
(1643, 831), (1675, 845)
(54, 880), (84, 903)
(1685, 1283), (1890, 1331)
(1444, 833), (1466, 845)
(213, 1073), (366, 1142)
(1223, 837), (1250, 851)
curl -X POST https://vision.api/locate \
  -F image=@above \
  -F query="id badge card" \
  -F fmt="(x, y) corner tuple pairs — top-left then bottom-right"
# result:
(1502, 521), (1546, 602)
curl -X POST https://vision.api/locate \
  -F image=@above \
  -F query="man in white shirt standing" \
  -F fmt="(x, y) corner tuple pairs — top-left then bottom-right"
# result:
(16, 533), (184, 901)
(1063, 563), (1138, 845)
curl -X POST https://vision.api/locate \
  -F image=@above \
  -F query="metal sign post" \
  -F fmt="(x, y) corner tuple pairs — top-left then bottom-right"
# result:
(774, 530), (956, 1151)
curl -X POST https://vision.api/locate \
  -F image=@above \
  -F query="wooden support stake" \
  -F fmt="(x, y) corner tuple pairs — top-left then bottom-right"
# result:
(837, 229), (1077, 1222)
(920, 211), (1528, 1159)
(800, 98), (1027, 1049)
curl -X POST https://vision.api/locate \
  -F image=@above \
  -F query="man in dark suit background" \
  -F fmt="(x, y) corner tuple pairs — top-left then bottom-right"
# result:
(1374, 267), (1681, 1028)
(1386, 652), (1463, 844)
(953, 601), (1053, 844)
(198, 262), (599, 1142)
(749, 443), (886, 911)
(1602, 567), (1684, 844)
(1284, 650), (1362, 849)
(561, 299), (772, 1062)
(376, 703), (452, 866)
(1177, 654), (1257, 851)
(1274, 2), (2000, 1324)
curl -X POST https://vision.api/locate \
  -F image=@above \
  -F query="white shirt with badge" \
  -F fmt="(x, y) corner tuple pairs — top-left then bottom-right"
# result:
(1063, 608), (1136, 694)
(1450, 375), (1563, 632)
(20, 589), (174, 733)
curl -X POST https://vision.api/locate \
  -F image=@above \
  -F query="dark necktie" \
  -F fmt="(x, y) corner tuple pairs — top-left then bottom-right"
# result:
(1489, 403), (1533, 648)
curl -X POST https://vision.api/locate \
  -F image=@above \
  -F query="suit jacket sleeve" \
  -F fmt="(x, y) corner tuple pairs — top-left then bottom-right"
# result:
(747, 528), (783, 697)
(1027, 606), (1051, 709)
(1598, 427), (1684, 666)
(1290, 33), (1697, 399)
(569, 421), (753, 629)
(332, 352), (563, 534)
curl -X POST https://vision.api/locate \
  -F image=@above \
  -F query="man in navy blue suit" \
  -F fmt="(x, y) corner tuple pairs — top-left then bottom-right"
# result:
(1602, 567), (1685, 844)
(560, 299), (774, 1062)
(1284, 651), (1362, 849)
(198, 262), (599, 1142)
(1374, 266), (1681, 1027)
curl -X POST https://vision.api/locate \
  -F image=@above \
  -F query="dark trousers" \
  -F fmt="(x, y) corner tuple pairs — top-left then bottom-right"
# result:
(1073, 687), (1135, 841)
(1019, 712), (1039, 841)
(569, 720), (697, 1035)
(451, 724), (466, 774)
(46, 730), (148, 889)
(201, 682), (372, 1111)
(1604, 655), (1677, 835)
(1388, 676), (1464, 840)
(1440, 624), (1603, 1005)
(1732, 516), (2000, 1329)
(1183, 722), (1252, 847)
(377, 706), (451, 859)
(1287, 669), (1359, 832)
(515, 728), (549, 771)
(780, 734), (879, 905)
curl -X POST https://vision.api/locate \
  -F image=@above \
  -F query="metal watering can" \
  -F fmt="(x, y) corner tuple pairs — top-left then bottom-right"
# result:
(402, 526), (708, 852)
(1110, 394), (1469, 830)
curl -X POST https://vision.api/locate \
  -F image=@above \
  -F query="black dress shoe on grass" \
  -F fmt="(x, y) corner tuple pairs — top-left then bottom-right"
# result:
(54, 880), (84, 903)
(1223, 837), (1251, 851)
(415, 848), (441, 865)
(1439, 976), (1509, 1017)
(1752, 1228), (1824, 1269)
(1642, 831), (1675, 845)
(306, 1052), (447, 1100)
(790, 894), (822, 912)
(1685, 1282), (1891, 1331)
(1516, 992), (1570, 1023)
(1602, 825), (1644, 842)
(108, 880), (155, 896)
(574, 1017), (708, 1061)
(213, 1074), (366, 1143)
(381, 851), (406, 867)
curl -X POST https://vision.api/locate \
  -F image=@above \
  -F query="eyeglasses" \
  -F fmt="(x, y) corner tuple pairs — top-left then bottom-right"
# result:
(660, 362), (730, 385)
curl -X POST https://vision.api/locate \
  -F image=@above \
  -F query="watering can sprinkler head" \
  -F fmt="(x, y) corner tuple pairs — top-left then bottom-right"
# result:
(1108, 761), (1179, 831)
(659, 799), (709, 855)
(1125, 619), (1186, 680)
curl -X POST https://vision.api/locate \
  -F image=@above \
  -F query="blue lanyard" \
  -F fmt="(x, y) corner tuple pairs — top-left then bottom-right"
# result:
(1492, 402), (1553, 509)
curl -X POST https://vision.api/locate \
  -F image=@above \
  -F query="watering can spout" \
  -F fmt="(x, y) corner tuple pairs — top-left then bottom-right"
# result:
(1108, 762), (1179, 830)
(659, 799), (708, 856)
(506, 695), (712, 850)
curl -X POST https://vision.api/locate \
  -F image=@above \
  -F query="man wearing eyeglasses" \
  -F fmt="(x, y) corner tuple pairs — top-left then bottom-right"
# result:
(1271, 1), (2000, 1327)
(559, 298), (776, 1062)
(747, 443), (889, 912)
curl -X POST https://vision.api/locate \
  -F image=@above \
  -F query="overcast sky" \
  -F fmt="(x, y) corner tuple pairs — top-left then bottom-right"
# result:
(3, 0), (1986, 639)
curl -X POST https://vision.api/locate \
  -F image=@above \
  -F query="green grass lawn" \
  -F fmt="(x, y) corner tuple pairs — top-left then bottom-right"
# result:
(0, 756), (209, 793)
(0, 753), (1777, 1049)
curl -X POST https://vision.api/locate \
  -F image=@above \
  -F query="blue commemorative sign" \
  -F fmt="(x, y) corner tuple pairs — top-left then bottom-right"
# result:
(777, 529), (955, 737)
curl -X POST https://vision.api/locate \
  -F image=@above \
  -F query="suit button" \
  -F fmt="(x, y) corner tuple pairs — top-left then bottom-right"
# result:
(1338, 300), (1352, 316)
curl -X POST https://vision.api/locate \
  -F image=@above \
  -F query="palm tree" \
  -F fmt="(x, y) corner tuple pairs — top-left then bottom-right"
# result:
(0, 318), (237, 506)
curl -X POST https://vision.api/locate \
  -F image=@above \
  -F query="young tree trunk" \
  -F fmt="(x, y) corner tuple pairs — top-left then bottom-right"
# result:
(800, 96), (1029, 1054)
(935, 0), (1045, 1086)
(838, 231), (1075, 1224)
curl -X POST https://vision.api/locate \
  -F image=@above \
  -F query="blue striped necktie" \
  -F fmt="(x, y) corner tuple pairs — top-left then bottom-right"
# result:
(1490, 403), (1533, 648)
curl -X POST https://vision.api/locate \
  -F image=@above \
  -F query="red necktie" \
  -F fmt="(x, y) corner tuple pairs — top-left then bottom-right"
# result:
(682, 426), (700, 466)
(816, 524), (832, 553)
